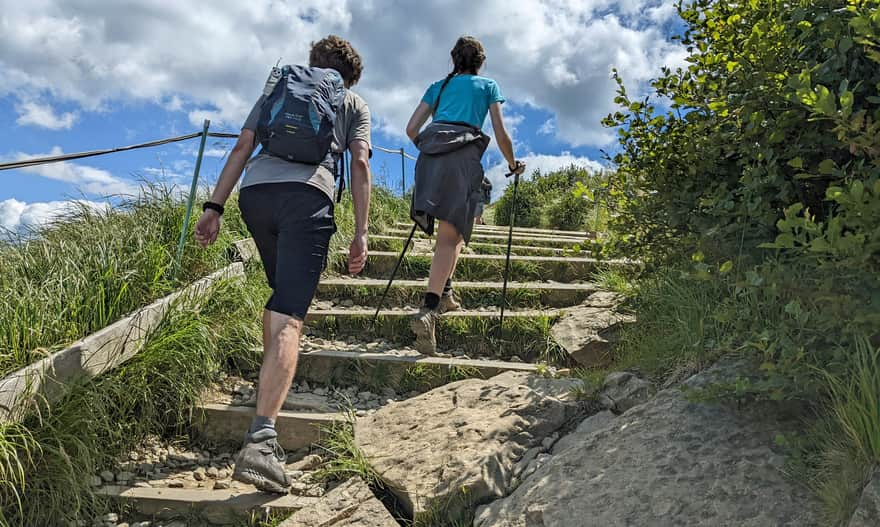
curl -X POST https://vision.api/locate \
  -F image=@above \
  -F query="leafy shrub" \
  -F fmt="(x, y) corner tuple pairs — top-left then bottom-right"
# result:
(494, 165), (600, 230)
(605, 0), (880, 395)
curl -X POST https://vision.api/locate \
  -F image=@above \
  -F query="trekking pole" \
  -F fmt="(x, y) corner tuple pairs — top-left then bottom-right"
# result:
(498, 169), (520, 339)
(371, 223), (418, 329)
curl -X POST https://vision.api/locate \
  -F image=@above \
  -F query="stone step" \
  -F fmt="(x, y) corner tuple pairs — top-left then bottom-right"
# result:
(304, 308), (562, 362)
(293, 347), (555, 392)
(392, 222), (592, 238)
(371, 234), (584, 257)
(193, 403), (341, 451)
(383, 228), (586, 248)
(316, 277), (597, 309)
(97, 485), (318, 525)
(329, 251), (626, 282)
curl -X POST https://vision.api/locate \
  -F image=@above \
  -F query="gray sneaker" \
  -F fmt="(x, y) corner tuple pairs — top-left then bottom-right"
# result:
(232, 433), (291, 493)
(410, 307), (439, 355)
(438, 292), (461, 314)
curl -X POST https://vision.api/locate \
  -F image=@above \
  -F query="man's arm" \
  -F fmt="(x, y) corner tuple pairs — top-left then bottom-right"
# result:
(347, 139), (371, 274)
(194, 129), (256, 247)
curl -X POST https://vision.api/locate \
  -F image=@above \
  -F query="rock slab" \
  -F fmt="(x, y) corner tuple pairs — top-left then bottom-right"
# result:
(355, 374), (571, 523)
(474, 361), (823, 527)
(278, 477), (398, 527)
(598, 371), (654, 413)
(550, 294), (634, 367)
(849, 467), (880, 527)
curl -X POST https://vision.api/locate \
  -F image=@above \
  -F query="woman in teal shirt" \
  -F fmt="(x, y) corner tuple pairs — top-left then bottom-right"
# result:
(405, 36), (525, 355)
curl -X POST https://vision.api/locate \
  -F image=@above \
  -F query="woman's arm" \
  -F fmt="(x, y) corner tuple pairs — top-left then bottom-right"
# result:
(406, 102), (433, 143)
(488, 103), (518, 169)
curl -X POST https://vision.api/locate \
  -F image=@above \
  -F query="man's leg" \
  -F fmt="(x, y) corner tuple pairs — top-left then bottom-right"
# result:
(412, 220), (463, 354)
(439, 237), (464, 314)
(234, 183), (334, 493)
(256, 309), (303, 419)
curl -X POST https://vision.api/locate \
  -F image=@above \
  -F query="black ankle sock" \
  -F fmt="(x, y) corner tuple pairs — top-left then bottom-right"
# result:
(424, 292), (440, 310)
(442, 278), (453, 296)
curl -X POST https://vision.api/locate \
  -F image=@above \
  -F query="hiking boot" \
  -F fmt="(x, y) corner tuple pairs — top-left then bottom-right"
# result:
(232, 432), (291, 493)
(410, 307), (439, 355)
(438, 292), (461, 314)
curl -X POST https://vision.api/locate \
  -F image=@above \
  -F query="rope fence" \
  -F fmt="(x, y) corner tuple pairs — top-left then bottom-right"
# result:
(0, 120), (417, 271)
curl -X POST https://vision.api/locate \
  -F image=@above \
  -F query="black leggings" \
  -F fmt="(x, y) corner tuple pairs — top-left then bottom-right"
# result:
(239, 182), (336, 320)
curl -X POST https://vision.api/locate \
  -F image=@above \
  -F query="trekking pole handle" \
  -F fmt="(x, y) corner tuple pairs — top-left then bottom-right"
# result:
(506, 161), (526, 178)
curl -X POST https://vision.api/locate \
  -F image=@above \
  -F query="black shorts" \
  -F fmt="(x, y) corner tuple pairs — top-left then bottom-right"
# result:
(239, 182), (336, 320)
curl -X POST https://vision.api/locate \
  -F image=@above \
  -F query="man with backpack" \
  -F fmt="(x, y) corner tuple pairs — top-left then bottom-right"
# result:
(194, 35), (371, 493)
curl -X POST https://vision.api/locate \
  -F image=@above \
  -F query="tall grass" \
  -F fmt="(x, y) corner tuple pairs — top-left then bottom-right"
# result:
(0, 184), (249, 377)
(612, 269), (731, 380)
(0, 271), (264, 526)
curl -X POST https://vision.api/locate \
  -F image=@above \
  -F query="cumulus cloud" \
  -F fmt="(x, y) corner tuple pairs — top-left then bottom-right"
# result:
(0, 198), (107, 231)
(15, 101), (78, 130)
(0, 0), (685, 147)
(7, 147), (138, 196)
(485, 153), (606, 200)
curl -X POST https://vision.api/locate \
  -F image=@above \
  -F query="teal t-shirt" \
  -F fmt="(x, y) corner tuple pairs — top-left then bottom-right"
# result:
(421, 74), (505, 129)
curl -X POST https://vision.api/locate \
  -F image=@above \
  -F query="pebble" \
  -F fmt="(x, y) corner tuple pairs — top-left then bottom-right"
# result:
(287, 470), (304, 480)
(90, 475), (103, 487)
(132, 522), (151, 527)
(168, 480), (185, 488)
(116, 472), (135, 483)
(355, 410), (367, 417)
(193, 467), (206, 481)
(117, 523), (129, 527)
(100, 470), (115, 483)
(216, 468), (229, 479)
(313, 387), (328, 396)
(102, 513), (118, 523)
(206, 466), (219, 479)
(128, 452), (139, 461)
(214, 480), (230, 490)
(509, 355), (523, 363)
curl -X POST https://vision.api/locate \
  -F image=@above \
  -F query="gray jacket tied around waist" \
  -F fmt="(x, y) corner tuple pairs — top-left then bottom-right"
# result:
(411, 122), (491, 244)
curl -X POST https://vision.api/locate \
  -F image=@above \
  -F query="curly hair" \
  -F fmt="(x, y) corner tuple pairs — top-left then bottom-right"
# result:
(309, 35), (363, 87)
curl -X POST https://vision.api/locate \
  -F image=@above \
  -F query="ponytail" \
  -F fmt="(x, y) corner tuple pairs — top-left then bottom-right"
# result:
(433, 71), (456, 116)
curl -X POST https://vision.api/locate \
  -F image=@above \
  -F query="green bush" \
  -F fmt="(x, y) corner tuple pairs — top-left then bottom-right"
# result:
(494, 165), (601, 230)
(605, 0), (879, 393)
(604, 1), (880, 519)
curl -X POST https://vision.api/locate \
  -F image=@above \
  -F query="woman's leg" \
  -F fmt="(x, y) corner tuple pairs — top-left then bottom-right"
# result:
(428, 220), (463, 295)
(412, 220), (463, 354)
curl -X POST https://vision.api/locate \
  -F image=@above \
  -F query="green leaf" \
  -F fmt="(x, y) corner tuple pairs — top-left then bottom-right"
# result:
(719, 260), (734, 274)
(818, 159), (836, 174)
(691, 251), (705, 263)
(852, 180), (864, 200)
(839, 37), (854, 54)
(787, 157), (804, 169)
(815, 85), (836, 116)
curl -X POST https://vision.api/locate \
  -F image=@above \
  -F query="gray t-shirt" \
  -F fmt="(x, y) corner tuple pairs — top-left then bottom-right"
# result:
(240, 90), (371, 201)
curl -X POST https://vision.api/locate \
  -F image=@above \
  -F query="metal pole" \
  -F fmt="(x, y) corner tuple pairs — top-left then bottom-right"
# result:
(400, 147), (406, 196)
(372, 223), (418, 329)
(175, 119), (211, 273)
(498, 171), (520, 339)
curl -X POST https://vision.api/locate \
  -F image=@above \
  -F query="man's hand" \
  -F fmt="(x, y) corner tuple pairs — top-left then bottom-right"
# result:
(348, 233), (368, 274)
(194, 210), (221, 247)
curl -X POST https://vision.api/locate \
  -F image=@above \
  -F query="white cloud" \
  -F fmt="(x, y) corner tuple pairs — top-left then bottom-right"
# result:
(15, 101), (78, 130)
(0, 198), (107, 231)
(7, 147), (138, 196)
(0, 0), (684, 148)
(485, 153), (606, 200)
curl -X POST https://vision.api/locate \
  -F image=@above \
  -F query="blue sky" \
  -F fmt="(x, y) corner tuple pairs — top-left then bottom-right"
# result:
(0, 0), (686, 230)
